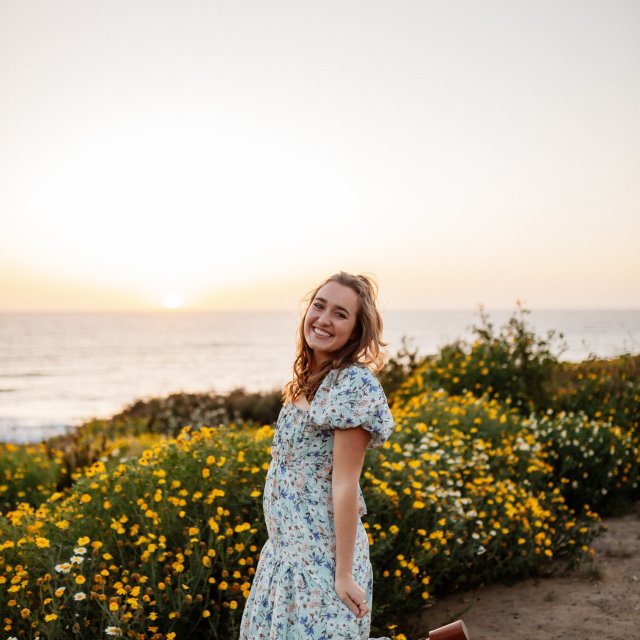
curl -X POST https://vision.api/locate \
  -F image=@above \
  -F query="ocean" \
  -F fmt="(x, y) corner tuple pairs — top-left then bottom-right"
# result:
(1, 308), (639, 443)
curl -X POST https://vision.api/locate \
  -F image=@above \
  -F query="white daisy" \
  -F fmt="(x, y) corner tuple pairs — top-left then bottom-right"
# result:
(54, 562), (72, 573)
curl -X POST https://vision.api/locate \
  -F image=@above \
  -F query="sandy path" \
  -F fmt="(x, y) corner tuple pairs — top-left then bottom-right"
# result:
(411, 503), (640, 640)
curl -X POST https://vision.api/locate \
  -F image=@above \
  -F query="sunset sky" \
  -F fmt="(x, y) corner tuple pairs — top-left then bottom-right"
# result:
(1, 0), (638, 312)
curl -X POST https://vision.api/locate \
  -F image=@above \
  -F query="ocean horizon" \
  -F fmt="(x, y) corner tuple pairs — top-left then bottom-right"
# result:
(1, 308), (639, 444)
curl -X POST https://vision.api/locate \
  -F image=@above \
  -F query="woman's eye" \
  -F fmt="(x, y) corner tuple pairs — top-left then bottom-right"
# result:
(336, 312), (346, 319)
(313, 302), (323, 309)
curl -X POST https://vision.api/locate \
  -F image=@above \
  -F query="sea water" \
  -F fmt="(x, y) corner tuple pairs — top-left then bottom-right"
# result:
(1, 309), (638, 443)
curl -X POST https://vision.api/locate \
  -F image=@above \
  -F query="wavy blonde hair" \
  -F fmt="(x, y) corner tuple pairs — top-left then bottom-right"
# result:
(282, 271), (387, 404)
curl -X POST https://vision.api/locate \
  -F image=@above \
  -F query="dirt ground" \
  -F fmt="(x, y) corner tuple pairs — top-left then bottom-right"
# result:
(411, 502), (640, 640)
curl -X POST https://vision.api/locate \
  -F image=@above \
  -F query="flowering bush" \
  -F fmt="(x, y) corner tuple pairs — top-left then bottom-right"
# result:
(1, 340), (638, 638)
(0, 424), (268, 640)
(550, 355), (640, 434)
(392, 304), (565, 414)
(530, 411), (640, 515)
(362, 388), (600, 631)
(0, 399), (605, 640)
(0, 442), (66, 512)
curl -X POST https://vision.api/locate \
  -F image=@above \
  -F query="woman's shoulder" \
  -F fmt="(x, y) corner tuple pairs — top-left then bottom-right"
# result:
(311, 362), (393, 445)
(330, 362), (383, 391)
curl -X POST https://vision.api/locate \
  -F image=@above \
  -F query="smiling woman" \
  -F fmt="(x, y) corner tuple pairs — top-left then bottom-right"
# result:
(240, 271), (395, 640)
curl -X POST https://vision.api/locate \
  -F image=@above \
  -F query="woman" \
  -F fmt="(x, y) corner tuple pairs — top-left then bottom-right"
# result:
(239, 271), (395, 640)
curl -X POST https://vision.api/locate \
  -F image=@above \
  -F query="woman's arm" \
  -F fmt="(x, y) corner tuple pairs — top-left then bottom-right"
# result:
(332, 426), (370, 616)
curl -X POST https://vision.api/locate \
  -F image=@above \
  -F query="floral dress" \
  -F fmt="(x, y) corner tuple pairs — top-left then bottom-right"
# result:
(239, 363), (395, 640)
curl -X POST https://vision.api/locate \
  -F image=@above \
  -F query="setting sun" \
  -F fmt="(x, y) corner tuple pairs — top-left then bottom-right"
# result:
(162, 294), (184, 309)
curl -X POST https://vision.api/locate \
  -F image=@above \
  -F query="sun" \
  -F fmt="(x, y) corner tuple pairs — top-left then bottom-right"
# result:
(162, 293), (184, 309)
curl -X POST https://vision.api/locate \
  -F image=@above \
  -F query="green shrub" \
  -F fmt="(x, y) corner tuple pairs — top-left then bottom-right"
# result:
(391, 303), (566, 415)
(360, 388), (599, 633)
(0, 442), (67, 513)
(379, 337), (426, 401)
(0, 424), (268, 640)
(550, 355), (640, 434)
(529, 411), (640, 515)
(110, 388), (282, 436)
(0, 396), (603, 640)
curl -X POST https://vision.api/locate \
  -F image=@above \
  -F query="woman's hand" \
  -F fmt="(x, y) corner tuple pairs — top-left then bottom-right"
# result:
(335, 572), (368, 619)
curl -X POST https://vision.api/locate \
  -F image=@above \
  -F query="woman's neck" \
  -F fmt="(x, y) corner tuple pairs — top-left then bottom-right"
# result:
(310, 354), (324, 375)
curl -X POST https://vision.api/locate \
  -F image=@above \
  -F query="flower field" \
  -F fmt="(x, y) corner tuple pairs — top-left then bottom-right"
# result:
(1, 311), (639, 639)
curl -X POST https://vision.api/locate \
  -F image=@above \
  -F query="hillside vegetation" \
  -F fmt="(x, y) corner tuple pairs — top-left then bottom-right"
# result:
(1, 307), (638, 639)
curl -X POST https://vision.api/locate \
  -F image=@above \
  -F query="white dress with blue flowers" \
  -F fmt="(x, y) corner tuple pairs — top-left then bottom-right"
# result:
(239, 363), (395, 640)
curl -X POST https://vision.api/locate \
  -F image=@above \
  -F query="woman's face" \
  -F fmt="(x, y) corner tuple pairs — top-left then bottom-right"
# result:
(303, 281), (359, 365)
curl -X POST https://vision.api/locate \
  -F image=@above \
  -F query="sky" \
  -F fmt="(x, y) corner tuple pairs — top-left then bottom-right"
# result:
(0, 0), (638, 312)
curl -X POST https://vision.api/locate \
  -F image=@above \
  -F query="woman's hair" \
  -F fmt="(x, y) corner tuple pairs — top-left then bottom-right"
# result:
(282, 271), (387, 404)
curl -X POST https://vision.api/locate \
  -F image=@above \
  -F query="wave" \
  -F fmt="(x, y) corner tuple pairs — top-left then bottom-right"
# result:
(0, 372), (48, 378)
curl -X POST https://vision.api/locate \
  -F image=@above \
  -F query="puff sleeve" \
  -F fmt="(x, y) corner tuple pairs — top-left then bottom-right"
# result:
(309, 364), (395, 450)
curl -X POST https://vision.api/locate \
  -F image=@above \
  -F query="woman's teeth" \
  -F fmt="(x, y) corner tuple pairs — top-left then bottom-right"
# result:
(313, 327), (332, 337)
